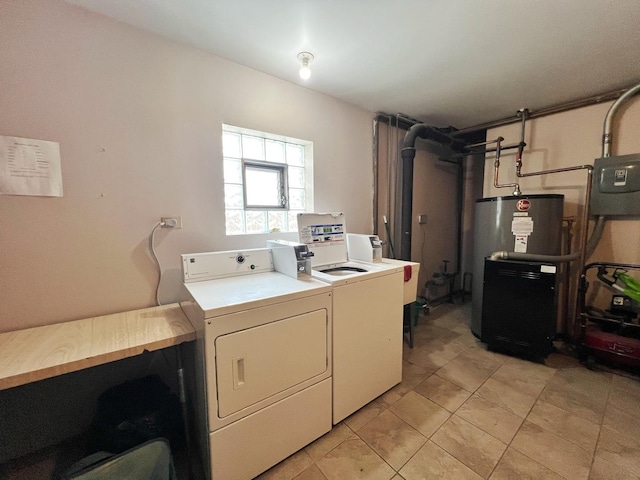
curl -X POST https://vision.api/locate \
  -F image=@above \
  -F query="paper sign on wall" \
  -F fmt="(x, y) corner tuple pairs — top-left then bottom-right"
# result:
(0, 135), (63, 197)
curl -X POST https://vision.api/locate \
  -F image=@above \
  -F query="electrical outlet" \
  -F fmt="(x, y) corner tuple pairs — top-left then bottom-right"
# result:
(418, 214), (427, 224)
(161, 216), (182, 229)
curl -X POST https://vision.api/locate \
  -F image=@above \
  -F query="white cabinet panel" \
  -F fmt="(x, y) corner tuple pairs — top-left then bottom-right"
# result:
(215, 309), (327, 417)
(332, 271), (403, 423)
(209, 379), (331, 480)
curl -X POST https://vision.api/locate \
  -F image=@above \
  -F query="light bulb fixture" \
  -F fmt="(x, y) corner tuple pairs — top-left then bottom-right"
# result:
(297, 52), (314, 80)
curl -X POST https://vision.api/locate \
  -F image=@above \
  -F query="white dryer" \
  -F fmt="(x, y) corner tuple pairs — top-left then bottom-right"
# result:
(298, 213), (404, 423)
(180, 248), (332, 480)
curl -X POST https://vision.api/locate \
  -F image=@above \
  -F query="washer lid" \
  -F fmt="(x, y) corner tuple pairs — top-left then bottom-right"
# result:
(297, 212), (347, 267)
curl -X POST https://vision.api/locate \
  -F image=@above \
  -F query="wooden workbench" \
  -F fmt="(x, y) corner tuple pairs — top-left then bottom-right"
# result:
(0, 304), (196, 390)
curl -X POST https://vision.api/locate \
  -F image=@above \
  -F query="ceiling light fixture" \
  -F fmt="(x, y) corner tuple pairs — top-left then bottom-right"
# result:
(297, 52), (314, 80)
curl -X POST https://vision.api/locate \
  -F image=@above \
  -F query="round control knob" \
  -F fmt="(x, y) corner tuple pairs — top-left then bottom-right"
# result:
(250, 264), (256, 270)
(236, 254), (245, 264)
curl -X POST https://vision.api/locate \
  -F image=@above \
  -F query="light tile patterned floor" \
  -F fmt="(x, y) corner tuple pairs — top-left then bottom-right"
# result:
(257, 303), (640, 480)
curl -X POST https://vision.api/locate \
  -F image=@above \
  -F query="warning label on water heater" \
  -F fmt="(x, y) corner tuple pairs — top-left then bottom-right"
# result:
(514, 235), (528, 252)
(511, 216), (534, 235)
(512, 215), (533, 253)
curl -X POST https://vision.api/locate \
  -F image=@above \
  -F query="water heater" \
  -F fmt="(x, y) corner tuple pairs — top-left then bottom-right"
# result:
(471, 194), (564, 338)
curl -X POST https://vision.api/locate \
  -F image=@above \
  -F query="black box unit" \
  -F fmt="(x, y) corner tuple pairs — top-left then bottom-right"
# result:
(481, 259), (557, 361)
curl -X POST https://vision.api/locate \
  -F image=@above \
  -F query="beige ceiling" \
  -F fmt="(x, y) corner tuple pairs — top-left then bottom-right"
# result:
(66, 0), (640, 129)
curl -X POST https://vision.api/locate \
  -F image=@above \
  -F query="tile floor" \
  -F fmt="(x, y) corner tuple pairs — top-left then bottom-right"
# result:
(256, 303), (640, 480)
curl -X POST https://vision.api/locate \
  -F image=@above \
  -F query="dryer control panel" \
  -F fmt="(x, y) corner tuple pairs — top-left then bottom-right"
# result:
(182, 248), (273, 282)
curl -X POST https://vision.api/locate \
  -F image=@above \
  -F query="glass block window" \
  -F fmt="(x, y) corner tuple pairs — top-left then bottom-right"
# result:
(223, 125), (313, 235)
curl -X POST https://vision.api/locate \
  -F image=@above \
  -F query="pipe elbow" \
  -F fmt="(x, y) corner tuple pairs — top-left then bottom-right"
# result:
(402, 123), (467, 152)
(402, 123), (428, 149)
(490, 251), (508, 260)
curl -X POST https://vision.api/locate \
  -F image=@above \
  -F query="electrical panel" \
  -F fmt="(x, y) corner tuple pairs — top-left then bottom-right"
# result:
(590, 153), (640, 215)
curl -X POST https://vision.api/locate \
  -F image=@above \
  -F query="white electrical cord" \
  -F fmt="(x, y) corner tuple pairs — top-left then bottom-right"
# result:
(149, 221), (165, 306)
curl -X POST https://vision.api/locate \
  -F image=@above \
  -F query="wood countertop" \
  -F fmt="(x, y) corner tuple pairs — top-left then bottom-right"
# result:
(0, 304), (196, 390)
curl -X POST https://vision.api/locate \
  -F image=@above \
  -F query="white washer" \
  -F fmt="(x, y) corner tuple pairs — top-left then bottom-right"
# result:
(298, 213), (404, 423)
(180, 248), (332, 480)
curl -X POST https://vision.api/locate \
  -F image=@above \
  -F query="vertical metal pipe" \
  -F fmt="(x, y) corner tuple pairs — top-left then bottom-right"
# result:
(562, 218), (574, 337)
(492, 136), (503, 188)
(372, 116), (379, 235)
(393, 117), (401, 256)
(515, 109), (528, 175)
(455, 157), (464, 283)
(603, 82), (640, 157)
(400, 148), (414, 260)
(519, 109), (528, 141)
(389, 117), (398, 257)
(573, 168), (593, 337)
(176, 343), (193, 479)
(492, 136), (520, 195)
(373, 113), (394, 253)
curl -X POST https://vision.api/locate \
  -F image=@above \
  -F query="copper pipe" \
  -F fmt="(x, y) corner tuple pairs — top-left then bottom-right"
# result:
(492, 136), (521, 195)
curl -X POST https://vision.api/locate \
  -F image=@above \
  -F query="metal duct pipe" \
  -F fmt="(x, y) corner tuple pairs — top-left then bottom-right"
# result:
(603, 81), (640, 157)
(399, 124), (467, 260)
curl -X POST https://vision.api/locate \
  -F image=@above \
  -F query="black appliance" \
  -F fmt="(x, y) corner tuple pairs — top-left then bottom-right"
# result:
(482, 259), (557, 361)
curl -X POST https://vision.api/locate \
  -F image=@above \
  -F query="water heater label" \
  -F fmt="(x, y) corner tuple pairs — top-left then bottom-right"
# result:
(614, 169), (628, 186)
(511, 217), (534, 235)
(514, 235), (528, 252)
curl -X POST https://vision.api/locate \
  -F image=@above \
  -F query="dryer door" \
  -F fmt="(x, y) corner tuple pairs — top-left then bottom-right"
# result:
(215, 309), (327, 418)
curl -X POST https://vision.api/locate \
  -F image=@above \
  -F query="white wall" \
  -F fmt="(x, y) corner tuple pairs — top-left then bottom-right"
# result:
(484, 100), (640, 334)
(0, 0), (374, 332)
